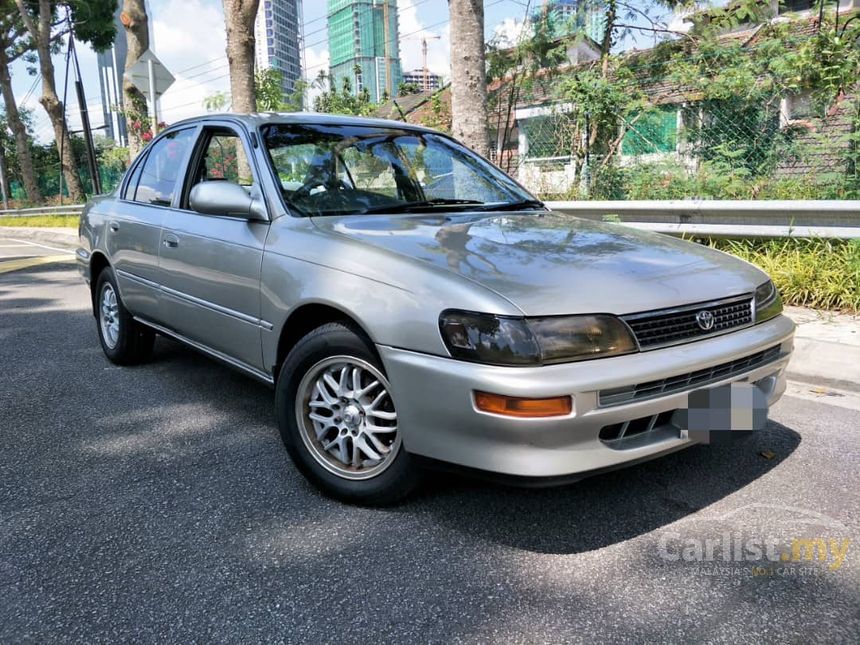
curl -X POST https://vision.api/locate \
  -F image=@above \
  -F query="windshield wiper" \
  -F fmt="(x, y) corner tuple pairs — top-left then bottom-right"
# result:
(473, 199), (546, 212)
(359, 199), (485, 214)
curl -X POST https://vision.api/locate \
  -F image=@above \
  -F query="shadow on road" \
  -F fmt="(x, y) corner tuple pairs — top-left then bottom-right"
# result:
(403, 422), (800, 554)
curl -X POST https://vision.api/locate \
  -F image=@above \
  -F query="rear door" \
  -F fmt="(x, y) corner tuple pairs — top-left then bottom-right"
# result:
(156, 122), (269, 372)
(107, 127), (196, 322)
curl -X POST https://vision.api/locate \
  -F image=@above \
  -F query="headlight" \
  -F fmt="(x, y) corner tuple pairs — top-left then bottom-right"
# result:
(754, 280), (782, 323)
(439, 310), (637, 366)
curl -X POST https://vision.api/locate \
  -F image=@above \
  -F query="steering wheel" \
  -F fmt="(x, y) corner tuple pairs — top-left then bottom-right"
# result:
(292, 176), (351, 202)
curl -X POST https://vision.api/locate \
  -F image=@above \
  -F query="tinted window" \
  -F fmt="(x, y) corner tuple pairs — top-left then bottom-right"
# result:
(122, 156), (145, 200)
(134, 129), (195, 206)
(261, 124), (533, 217)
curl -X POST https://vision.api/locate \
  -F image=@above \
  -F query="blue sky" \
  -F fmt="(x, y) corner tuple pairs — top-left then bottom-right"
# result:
(9, 0), (683, 144)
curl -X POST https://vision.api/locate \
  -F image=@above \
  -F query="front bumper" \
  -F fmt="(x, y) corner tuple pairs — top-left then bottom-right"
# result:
(378, 314), (795, 479)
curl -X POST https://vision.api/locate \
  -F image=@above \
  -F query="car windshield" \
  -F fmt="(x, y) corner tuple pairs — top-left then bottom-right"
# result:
(261, 123), (540, 217)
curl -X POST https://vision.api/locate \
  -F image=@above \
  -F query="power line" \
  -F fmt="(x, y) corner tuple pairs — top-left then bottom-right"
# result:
(302, 0), (513, 76)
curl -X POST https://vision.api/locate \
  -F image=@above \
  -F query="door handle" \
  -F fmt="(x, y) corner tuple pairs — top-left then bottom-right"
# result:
(109, 221), (119, 232)
(162, 234), (179, 248)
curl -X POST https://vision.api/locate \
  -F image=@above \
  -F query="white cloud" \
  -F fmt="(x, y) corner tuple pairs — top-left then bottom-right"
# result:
(150, 0), (230, 123)
(396, 0), (450, 80)
(303, 47), (329, 109)
(491, 16), (531, 48)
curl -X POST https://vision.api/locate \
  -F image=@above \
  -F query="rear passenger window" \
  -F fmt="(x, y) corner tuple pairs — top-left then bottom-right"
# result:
(133, 129), (195, 206)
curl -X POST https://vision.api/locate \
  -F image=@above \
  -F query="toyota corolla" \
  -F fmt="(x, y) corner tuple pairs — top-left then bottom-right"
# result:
(76, 114), (794, 504)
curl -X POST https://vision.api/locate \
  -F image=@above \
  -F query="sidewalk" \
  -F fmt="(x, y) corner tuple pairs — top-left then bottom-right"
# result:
(784, 306), (860, 392)
(0, 225), (78, 251)
(1, 226), (858, 390)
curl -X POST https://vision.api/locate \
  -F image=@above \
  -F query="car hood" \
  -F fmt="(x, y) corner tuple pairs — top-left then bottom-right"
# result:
(312, 211), (767, 316)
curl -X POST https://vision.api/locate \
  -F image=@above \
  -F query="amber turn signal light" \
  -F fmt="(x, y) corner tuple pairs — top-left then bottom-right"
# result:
(474, 391), (572, 418)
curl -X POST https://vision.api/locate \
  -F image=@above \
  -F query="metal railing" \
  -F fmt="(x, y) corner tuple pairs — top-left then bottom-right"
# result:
(544, 200), (860, 239)
(1, 201), (857, 238)
(0, 205), (85, 218)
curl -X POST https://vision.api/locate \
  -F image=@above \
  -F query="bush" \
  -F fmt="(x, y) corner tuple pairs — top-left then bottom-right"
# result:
(711, 237), (860, 313)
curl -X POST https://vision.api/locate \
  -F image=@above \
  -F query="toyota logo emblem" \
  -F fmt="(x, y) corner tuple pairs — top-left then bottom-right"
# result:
(696, 310), (715, 331)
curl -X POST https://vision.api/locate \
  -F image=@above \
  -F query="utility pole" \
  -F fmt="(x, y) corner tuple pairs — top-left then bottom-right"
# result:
(70, 31), (101, 194)
(0, 143), (9, 210)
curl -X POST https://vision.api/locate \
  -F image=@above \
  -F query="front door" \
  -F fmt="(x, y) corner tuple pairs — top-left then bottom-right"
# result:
(157, 124), (269, 372)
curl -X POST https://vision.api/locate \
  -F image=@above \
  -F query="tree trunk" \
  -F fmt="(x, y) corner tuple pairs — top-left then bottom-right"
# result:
(121, 0), (150, 160)
(15, 0), (85, 202)
(223, 0), (259, 113)
(449, 0), (489, 156)
(0, 39), (42, 203)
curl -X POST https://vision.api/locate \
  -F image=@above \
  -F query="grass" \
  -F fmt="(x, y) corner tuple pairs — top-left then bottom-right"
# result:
(712, 238), (860, 314)
(0, 215), (80, 228)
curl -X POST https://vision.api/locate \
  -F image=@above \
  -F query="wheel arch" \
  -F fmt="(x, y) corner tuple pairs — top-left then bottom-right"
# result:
(89, 251), (111, 317)
(273, 302), (378, 381)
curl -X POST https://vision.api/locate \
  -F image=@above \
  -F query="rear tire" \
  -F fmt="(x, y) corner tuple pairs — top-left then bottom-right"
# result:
(95, 266), (155, 365)
(275, 322), (420, 505)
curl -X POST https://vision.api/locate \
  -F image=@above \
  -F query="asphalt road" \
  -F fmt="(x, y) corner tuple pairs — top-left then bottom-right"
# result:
(1, 263), (858, 644)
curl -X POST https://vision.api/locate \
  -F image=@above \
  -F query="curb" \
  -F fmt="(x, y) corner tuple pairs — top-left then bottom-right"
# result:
(785, 337), (860, 393)
(0, 226), (78, 251)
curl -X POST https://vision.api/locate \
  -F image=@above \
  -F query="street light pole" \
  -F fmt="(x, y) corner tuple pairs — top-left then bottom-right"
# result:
(148, 57), (157, 136)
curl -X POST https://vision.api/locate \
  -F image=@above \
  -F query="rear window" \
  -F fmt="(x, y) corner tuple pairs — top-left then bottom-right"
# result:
(132, 129), (195, 206)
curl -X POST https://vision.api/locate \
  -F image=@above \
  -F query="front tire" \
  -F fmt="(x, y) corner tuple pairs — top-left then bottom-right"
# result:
(95, 267), (155, 365)
(275, 322), (420, 505)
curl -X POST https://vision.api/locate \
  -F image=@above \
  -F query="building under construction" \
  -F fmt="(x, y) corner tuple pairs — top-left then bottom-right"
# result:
(327, 0), (402, 103)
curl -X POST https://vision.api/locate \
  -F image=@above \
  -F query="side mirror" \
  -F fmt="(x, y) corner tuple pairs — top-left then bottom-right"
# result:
(189, 181), (267, 221)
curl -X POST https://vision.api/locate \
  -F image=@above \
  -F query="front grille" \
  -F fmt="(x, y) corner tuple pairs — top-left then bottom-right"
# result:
(623, 294), (753, 349)
(599, 344), (782, 407)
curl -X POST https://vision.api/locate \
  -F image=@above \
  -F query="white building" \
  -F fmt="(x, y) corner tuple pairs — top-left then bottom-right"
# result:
(402, 69), (441, 92)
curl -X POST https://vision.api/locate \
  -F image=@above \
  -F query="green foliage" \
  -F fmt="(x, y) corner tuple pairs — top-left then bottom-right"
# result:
(312, 71), (374, 117)
(398, 82), (420, 97)
(713, 238), (860, 313)
(67, 0), (118, 51)
(203, 91), (229, 112)
(520, 0), (860, 199)
(256, 67), (286, 111)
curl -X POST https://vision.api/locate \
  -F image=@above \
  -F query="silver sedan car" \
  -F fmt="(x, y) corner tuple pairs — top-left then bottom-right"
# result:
(77, 114), (794, 504)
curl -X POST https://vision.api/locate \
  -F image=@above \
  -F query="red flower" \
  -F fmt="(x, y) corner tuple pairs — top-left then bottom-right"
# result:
(141, 131), (153, 142)
(132, 120), (142, 130)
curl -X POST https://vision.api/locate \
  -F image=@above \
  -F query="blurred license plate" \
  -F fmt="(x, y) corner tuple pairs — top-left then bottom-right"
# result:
(676, 382), (768, 443)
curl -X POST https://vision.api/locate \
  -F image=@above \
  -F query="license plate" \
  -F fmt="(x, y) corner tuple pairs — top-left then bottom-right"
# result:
(676, 382), (768, 443)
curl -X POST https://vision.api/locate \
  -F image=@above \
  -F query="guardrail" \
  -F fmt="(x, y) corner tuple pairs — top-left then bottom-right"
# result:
(0, 204), (85, 218)
(1, 200), (858, 238)
(544, 200), (860, 238)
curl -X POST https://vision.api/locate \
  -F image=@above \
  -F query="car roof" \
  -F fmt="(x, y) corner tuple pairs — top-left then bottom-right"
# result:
(168, 112), (441, 135)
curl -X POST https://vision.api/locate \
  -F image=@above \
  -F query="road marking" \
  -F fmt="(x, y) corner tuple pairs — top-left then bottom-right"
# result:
(0, 255), (75, 274)
(1, 237), (75, 254)
(0, 243), (33, 248)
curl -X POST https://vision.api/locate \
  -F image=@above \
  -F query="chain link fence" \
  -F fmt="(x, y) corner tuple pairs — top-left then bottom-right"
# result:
(491, 94), (859, 201)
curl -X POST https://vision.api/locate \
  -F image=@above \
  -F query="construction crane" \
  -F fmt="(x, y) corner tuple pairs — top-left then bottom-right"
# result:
(405, 33), (441, 93)
(419, 35), (441, 92)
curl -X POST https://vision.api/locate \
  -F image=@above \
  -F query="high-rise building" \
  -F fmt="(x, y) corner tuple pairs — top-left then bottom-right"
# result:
(537, 0), (605, 44)
(255, 0), (303, 97)
(327, 0), (402, 104)
(97, 1), (155, 145)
